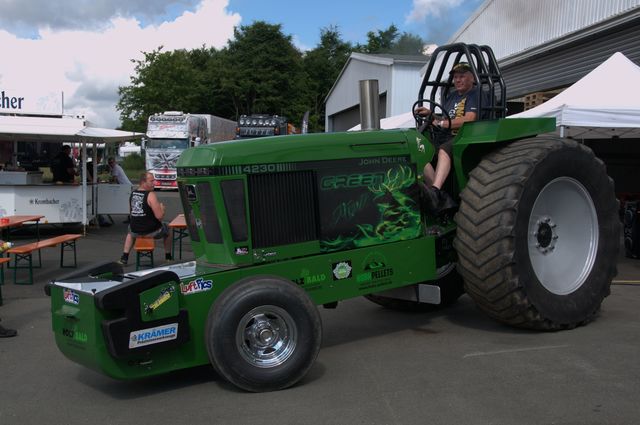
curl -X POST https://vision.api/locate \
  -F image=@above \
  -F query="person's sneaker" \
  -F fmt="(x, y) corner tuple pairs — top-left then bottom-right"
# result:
(0, 241), (13, 254)
(117, 258), (128, 266)
(0, 325), (18, 338)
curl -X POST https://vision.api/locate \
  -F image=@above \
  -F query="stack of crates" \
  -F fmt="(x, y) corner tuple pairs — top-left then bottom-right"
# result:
(523, 92), (548, 110)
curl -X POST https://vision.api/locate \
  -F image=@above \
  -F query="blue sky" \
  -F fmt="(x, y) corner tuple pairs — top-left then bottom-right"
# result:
(0, 0), (484, 127)
(226, 0), (483, 49)
(131, 0), (484, 49)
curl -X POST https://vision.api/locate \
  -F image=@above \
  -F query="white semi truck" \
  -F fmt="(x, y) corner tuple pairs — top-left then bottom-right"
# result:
(144, 111), (235, 189)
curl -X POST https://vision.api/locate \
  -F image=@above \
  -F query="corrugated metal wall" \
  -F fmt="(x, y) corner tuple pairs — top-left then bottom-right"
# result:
(389, 63), (424, 116)
(451, 0), (640, 60)
(503, 15), (640, 98)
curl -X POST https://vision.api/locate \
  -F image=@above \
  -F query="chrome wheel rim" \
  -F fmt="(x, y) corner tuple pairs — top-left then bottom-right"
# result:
(528, 177), (599, 295)
(236, 305), (297, 368)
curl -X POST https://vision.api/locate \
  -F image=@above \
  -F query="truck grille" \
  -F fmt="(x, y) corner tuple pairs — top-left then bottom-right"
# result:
(155, 173), (177, 181)
(248, 171), (318, 248)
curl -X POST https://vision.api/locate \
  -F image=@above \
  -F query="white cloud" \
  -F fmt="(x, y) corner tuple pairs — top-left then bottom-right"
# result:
(406, 0), (465, 23)
(0, 0), (240, 128)
(0, 0), (203, 34)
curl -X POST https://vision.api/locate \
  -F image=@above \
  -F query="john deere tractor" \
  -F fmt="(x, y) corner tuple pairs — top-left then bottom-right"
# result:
(47, 44), (619, 392)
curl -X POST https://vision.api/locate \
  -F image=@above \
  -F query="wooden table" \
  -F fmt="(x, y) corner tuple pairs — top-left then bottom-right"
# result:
(168, 214), (188, 259)
(0, 215), (44, 243)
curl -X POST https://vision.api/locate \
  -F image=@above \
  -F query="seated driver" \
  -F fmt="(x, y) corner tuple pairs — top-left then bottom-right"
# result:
(416, 62), (479, 214)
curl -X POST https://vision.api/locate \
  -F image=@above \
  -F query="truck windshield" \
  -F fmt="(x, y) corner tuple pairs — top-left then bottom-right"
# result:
(146, 139), (189, 150)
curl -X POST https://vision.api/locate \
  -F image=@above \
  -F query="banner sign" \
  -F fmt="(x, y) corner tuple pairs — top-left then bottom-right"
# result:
(0, 88), (63, 115)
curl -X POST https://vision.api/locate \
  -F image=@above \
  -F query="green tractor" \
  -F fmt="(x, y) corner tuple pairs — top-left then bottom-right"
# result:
(47, 44), (619, 392)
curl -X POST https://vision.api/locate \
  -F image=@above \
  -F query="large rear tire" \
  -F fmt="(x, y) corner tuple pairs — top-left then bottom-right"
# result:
(454, 137), (619, 330)
(205, 276), (322, 392)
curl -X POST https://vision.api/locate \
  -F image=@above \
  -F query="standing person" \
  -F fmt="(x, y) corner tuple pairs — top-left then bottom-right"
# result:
(0, 239), (17, 338)
(108, 157), (133, 224)
(108, 157), (131, 185)
(416, 62), (479, 214)
(51, 145), (77, 183)
(118, 172), (171, 265)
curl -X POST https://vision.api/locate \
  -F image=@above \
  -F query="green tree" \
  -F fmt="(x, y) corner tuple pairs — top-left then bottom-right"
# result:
(302, 25), (353, 132)
(117, 46), (225, 132)
(393, 33), (426, 55)
(219, 21), (306, 120)
(358, 24), (399, 54)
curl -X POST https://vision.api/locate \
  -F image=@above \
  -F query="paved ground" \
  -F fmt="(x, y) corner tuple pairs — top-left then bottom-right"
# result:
(1, 191), (639, 425)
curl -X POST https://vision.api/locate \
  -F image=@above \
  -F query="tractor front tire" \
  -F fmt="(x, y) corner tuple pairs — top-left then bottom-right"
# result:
(454, 137), (619, 330)
(205, 276), (322, 392)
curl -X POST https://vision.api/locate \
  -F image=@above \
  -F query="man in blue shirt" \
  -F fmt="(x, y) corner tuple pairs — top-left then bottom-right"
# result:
(416, 62), (479, 214)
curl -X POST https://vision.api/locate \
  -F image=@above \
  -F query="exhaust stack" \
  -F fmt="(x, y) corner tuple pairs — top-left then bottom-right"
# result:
(359, 80), (380, 131)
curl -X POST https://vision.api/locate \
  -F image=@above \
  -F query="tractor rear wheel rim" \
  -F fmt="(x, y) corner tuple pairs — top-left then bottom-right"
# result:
(528, 177), (599, 295)
(236, 305), (297, 368)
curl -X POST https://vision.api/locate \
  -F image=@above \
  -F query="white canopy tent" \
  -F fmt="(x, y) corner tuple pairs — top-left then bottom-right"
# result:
(0, 115), (143, 229)
(509, 52), (640, 139)
(348, 111), (416, 131)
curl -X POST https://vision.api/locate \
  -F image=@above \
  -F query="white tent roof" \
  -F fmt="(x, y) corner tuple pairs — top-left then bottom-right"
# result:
(348, 111), (416, 131)
(0, 115), (143, 143)
(509, 52), (640, 139)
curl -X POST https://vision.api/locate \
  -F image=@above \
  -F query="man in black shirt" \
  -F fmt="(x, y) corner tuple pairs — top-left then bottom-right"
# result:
(118, 172), (171, 265)
(51, 145), (77, 183)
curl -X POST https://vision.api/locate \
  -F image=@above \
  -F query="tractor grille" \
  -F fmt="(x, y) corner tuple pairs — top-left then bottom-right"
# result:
(248, 171), (318, 248)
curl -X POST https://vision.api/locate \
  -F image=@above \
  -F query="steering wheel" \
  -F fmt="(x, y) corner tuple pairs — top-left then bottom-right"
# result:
(411, 99), (452, 135)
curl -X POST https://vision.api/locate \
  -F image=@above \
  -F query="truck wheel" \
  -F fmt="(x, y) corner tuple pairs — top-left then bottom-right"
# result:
(205, 276), (322, 392)
(364, 262), (464, 311)
(454, 137), (619, 330)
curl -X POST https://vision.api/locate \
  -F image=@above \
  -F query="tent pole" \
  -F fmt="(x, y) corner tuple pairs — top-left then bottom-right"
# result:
(81, 142), (87, 236)
(559, 125), (565, 138)
(92, 142), (98, 226)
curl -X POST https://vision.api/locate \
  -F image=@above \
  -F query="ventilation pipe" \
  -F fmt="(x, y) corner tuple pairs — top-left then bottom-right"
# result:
(359, 80), (380, 131)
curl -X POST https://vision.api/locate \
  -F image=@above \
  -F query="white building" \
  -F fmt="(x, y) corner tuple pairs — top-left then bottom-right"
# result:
(325, 53), (429, 132)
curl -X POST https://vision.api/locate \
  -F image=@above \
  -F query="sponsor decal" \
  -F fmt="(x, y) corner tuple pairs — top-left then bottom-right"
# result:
(180, 278), (213, 295)
(358, 252), (393, 284)
(62, 328), (87, 343)
(293, 269), (327, 286)
(362, 252), (388, 271)
(63, 288), (80, 305)
(321, 173), (385, 190)
(129, 323), (178, 349)
(145, 286), (174, 314)
(332, 261), (352, 280)
(186, 185), (198, 202)
(235, 247), (249, 256)
(357, 267), (394, 284)
(29, 198), (60, 205)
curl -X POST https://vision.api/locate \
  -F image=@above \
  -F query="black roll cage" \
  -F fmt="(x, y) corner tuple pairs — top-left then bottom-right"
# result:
(418, 43), (507, 120)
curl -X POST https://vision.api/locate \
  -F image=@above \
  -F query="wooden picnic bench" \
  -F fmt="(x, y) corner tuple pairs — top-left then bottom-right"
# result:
(0, 257), (10, 305)
(134, 236), (155, 270)
(7, 234), (82, 285)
